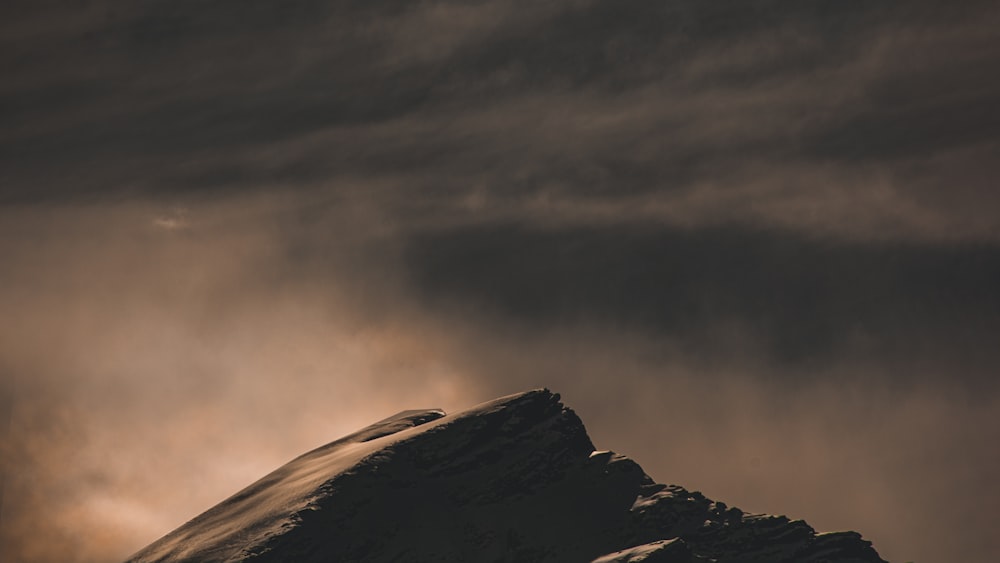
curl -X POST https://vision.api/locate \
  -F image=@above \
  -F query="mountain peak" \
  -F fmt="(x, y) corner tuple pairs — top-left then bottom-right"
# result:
(126, 389), (885, 562)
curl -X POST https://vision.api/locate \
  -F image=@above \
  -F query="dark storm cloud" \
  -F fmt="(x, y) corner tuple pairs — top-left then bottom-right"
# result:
(405, 223), (1000, 380)
(3, 0), (1000, 239)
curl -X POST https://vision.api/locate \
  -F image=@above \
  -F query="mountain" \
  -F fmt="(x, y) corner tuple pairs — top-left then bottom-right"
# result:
(125, 389), (887, 562)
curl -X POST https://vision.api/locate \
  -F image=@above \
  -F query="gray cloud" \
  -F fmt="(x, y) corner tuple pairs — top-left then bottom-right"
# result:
(4, 1), (1000, 240)
(403, 222), (1000, 379)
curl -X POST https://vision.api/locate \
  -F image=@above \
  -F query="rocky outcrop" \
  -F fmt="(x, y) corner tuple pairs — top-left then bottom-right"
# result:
(125, 389), (886, 563)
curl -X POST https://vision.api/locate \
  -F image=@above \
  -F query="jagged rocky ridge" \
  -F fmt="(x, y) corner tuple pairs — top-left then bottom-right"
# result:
(126, 389), (887, 563)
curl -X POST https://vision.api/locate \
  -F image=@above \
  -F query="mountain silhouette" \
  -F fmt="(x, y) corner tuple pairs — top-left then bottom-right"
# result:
(126, 389), (886, 562)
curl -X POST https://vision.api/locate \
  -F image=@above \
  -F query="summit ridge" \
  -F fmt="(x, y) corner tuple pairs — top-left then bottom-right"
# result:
(126, 389), (886, 563)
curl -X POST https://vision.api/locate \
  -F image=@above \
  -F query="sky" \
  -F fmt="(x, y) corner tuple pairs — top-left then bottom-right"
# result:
(1, 1), (999, 562)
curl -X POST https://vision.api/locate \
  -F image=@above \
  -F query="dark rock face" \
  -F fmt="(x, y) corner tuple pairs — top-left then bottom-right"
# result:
(126, 390), (886, 563)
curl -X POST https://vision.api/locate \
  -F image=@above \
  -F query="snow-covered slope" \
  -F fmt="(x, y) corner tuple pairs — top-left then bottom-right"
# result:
(125, 390), (886, 563)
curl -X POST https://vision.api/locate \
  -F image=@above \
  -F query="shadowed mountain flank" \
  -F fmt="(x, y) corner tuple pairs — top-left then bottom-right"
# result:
(125, 390), (886, 563)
